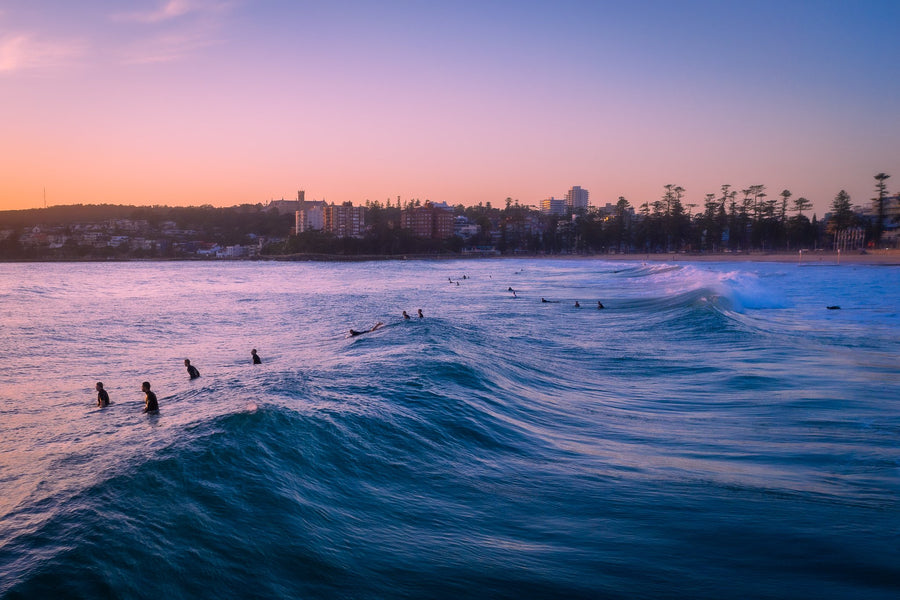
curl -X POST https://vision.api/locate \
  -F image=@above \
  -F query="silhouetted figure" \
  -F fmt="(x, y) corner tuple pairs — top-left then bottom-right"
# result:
(251, 349), (261, 364)
(417, 309), (424, 318)
(826, 305), (841, 310)
(350, 322), (384, 337)
(185, 359), (200, 379)
(96, 382), (110, 407)
(574, 301), (580, 308)
(597, 301), (605, 309)
(508, 287), (513, 292)
(541, 298), (559, 303)
(402, 311), (411, 320)
(142, 381), (159, 413)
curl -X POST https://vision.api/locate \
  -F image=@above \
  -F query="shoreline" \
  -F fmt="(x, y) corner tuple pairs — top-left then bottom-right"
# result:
(1, 249), (898, 266)
(589, 249), (900, 265)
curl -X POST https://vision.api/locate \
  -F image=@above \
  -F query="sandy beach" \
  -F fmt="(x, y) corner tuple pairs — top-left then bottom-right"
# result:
(598, 249), (900, 266)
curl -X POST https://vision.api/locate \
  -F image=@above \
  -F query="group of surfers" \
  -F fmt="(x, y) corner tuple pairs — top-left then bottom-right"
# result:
(107, 287), (606, 414)
(95, 351), (261, 414)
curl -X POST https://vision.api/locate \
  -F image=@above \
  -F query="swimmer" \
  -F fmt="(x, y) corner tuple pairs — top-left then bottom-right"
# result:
(417, 309), (424, 318)
(402, 310), (411, 320)
(574, 301), (580, 308)
(251, 348), (262, 364)
(350, 322), (384, 336)
(142, 381), (159, 413)
(185, 359), (200, 379)
(597, 301), (605, 309)
(96, 382), (110, 407)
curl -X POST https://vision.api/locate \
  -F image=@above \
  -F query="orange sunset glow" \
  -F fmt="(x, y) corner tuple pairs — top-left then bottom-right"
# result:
(2, 1), (898, 214)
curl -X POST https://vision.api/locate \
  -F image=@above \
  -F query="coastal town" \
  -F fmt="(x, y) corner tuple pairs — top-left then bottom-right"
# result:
(1, 183), (898, 261)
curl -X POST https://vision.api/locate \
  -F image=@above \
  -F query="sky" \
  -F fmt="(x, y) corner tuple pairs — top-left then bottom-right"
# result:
(1, 0), (898, 215)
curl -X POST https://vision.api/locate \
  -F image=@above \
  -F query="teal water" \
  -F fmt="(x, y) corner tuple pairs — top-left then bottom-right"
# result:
(1, 259), (898, 599)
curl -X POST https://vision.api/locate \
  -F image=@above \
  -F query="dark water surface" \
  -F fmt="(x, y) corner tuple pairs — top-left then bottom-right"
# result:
(1, 259), (898, 599)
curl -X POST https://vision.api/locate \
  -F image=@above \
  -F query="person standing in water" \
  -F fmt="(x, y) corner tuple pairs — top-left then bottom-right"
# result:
(185, 359), (200, 379)
(142, 382), (159, 413)
(251, 349), (262, 364)
(402, 311), (411, 320)
(96, 382), (110, 407)
(417, 309), (424, 318)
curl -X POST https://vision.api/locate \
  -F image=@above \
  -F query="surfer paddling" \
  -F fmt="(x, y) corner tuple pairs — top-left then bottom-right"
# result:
(350, 322), (384, 337)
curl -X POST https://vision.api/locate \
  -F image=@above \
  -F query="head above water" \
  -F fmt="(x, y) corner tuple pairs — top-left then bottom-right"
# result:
(251, 349), (257, 354)
(96, 381), (104, 390)
(142, 381), (151, 391)
(184, 359), (191, 366)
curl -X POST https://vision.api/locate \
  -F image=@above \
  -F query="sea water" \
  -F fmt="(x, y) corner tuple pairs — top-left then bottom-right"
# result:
(0, 259), (898, 599)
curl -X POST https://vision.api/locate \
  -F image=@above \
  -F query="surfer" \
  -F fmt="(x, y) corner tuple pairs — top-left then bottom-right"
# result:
(597, 301), (605, 309)
(541, 298), (559, 303)
(185, 359), (200, 379)
(417, 309), (424, 318)
(251, 349), (261, 364)
(96, 381), (110, 407)
(142, 381), (159, 413)
(350, 322), (384, 336)
(574, 301), (580, 308)
(826, 305), (841, 310)
(403, 311), (411, 320)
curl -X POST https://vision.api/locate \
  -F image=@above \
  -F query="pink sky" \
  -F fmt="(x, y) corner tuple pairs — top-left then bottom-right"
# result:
(2, 1), (898, 215)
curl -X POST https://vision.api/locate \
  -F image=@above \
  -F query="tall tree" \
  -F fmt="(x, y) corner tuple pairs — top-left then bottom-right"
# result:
(873, 173), (890, 244)
(829, 190), (854, 232)
(779, 190), (792, 223)
(792, 196), (812, 218)
(614, 196), (631, 252)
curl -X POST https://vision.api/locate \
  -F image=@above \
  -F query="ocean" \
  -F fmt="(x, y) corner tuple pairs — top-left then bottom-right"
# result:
(1, 258), (898, 599)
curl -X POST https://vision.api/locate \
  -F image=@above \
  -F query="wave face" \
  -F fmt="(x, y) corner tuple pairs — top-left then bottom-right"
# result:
(1, 259), (899, 599)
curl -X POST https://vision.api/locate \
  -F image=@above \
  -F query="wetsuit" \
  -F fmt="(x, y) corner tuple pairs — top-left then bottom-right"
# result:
(97, 389), (110, 407)
(253, 354), (261, 364)
(187, 365), (200, 379)
(144, 391), (159, 413)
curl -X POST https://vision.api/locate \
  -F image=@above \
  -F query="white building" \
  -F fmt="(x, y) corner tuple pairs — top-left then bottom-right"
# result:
(295, 201), (327, 233)
(541, 197), (567, 216)
(566, 186), (589, 211)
